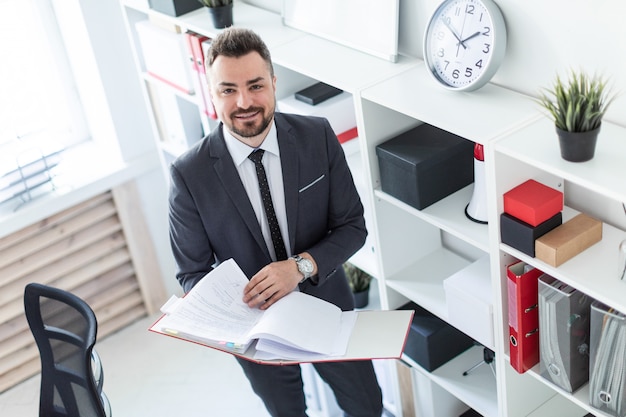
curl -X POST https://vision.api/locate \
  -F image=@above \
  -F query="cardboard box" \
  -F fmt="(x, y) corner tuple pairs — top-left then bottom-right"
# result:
(376, 124), (474, 210)
(397, 301), (474, 371)
(535, 214), (602, 267)
(443, 256), (494, 348)
(501, 212), (562, 257)
(503, 180), (563, 227)
(538, 275), (592, 393)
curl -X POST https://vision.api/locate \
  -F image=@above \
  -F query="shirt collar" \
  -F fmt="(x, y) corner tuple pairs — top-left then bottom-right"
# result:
(223, 121), (279, 167)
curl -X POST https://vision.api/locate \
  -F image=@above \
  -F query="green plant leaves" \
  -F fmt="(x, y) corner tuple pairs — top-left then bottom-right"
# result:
(342, 262), (372, 293)
(537, 71), (614, 132)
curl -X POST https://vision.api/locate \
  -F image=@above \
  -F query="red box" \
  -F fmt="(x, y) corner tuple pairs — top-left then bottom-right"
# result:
(503, 180), (563, 227)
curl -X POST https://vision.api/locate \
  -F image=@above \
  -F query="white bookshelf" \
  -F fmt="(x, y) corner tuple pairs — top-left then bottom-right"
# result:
(119, 1), (626, 416)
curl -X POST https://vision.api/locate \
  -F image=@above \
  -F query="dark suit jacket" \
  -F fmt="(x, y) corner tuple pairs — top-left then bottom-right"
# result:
(168, 112), (366, 311)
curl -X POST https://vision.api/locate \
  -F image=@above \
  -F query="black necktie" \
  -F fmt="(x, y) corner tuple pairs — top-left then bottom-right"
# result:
(248, 149), (288, 261)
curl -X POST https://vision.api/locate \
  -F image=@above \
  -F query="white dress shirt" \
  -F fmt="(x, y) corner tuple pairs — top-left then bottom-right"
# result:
(223, 122), (292, 261)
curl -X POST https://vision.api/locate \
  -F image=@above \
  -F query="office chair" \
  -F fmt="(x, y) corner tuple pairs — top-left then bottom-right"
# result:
(24, 283), (112, 417)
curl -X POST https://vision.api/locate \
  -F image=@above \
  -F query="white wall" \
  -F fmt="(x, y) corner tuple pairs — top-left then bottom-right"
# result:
(399, 0), (626, 125)
(243, 0), (281, 14)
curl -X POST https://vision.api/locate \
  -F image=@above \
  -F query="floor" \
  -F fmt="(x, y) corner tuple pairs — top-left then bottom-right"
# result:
(0, 313), (272, 417)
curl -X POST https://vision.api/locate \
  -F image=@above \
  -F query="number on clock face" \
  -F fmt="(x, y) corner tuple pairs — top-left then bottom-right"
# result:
(425, 0), (505, 90)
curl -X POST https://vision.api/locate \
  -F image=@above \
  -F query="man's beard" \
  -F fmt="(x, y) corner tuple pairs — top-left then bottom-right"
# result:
(228, 106), (274, 138)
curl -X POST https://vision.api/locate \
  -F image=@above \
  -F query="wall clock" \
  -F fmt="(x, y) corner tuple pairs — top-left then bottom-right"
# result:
(424, 0), (507, 91)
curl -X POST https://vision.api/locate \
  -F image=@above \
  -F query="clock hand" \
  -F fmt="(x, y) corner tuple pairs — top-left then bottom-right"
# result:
(460, 31), (481, 44)
(441, 18), (467, 50)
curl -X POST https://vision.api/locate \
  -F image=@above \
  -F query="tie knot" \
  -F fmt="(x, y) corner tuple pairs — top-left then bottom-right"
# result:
(248, 149), (265, 165)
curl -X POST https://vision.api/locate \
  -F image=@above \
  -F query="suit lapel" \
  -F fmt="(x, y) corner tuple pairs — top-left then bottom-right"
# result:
(275, 114), (299, 255)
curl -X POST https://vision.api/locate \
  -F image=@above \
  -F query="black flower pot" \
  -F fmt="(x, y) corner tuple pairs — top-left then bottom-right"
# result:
(556, 125), (600, 162)
(353, 289), (369, 309)
(207, 4), (233, 29)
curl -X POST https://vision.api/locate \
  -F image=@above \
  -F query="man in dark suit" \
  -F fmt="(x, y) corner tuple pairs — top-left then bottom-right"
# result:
(168, 27), (382, 417)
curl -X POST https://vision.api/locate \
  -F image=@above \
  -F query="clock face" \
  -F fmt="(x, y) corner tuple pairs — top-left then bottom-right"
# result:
(424, 0), (506, 91)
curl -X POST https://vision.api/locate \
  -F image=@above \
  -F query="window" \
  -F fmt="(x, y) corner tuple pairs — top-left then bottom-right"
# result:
(0, 0), (114, 208)
(0, 0), (89, 153)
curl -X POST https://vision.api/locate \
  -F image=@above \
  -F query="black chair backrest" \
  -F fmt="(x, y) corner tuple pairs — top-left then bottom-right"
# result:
(24, 283), (110, 417)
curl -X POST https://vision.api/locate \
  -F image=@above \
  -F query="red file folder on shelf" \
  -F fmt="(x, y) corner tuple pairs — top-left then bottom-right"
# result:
(199, 38), (218, 119)
(184, 32), (217, 120)
(507, 261), (544, 373)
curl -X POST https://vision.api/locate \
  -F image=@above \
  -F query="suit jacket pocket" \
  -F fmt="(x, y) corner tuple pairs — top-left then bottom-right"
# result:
(299, 174), (325, 193)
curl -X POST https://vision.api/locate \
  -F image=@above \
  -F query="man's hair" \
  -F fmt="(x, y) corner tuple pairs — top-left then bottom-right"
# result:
(206, 27), (274, 77)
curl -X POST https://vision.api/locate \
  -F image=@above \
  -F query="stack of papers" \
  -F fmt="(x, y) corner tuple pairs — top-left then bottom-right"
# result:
(150, 259), (413, 364)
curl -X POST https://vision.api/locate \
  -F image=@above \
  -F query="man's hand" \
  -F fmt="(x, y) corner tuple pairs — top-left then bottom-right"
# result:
(242, 259), (301, 310)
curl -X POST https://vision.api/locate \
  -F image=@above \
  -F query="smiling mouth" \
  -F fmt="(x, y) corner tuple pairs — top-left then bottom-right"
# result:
(233, 109), (261, 120)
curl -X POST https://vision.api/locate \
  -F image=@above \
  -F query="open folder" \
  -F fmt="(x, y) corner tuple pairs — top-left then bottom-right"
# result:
(149, 259), (413, 365)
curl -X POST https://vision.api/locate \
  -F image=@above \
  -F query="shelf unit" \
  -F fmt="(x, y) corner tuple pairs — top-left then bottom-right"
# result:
(358, 60), (543, 417)
(491, 116), (626, 417)
(119, 1), (626, 416)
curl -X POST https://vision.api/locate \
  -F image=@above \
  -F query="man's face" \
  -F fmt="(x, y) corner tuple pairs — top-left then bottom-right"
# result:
(208, 51), (276, 146)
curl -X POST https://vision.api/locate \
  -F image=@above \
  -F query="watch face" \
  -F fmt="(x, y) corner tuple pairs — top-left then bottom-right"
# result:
(424, 0), (506, 91)
(300, 258), (314, 274)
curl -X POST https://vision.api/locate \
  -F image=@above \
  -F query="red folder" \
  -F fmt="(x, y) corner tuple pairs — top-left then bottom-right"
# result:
(337, 127), (358, 144)
(198, 38), (218, 120)
(507, 261), (543, 373)
(184, 32), (217, 120)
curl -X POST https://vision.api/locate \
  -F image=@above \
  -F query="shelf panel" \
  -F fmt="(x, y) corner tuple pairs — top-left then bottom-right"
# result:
(386, 247), (471, 320)
(526, 393), (590, 417)
(360, 62), (542, 145)
(142, 73), (199, 105)
(120, 0), (149, 13)
(499, 206), (626, 315)
(524, 363), (613, 417)
(375, 185), (490, 253)
(495, 118), (626, 203)
(403, 345), (499, 417)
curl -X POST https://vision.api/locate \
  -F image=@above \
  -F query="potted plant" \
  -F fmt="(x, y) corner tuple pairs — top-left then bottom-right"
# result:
(536, 70), (614, 162)
(343, 262), (372, 308)
(198, 0), (233, 29)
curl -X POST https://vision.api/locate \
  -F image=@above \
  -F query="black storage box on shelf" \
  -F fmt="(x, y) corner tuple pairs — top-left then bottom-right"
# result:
(376, 123), (474, 210)
(148, 0), (202, 17)
(397, 301), (474, 371)
(500, 211), (562, 257)
(294, 82), (343, 105)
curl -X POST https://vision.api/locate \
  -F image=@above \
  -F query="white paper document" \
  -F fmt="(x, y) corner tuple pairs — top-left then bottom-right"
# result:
(153, 258), (356, 358)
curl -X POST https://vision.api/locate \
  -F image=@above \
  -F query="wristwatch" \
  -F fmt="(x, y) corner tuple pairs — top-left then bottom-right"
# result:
(291, 254), (314, 283)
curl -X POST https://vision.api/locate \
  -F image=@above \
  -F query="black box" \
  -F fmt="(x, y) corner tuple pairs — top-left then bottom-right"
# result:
(376, 124), (474, 210)
(500, 211), (562, 257)
(398, 301), (474, 371)
(294, 82), (343, 105)
(148, 0), (202, 17)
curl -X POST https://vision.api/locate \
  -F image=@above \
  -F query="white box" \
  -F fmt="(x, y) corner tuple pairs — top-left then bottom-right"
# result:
(443, 255), (494, 348)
